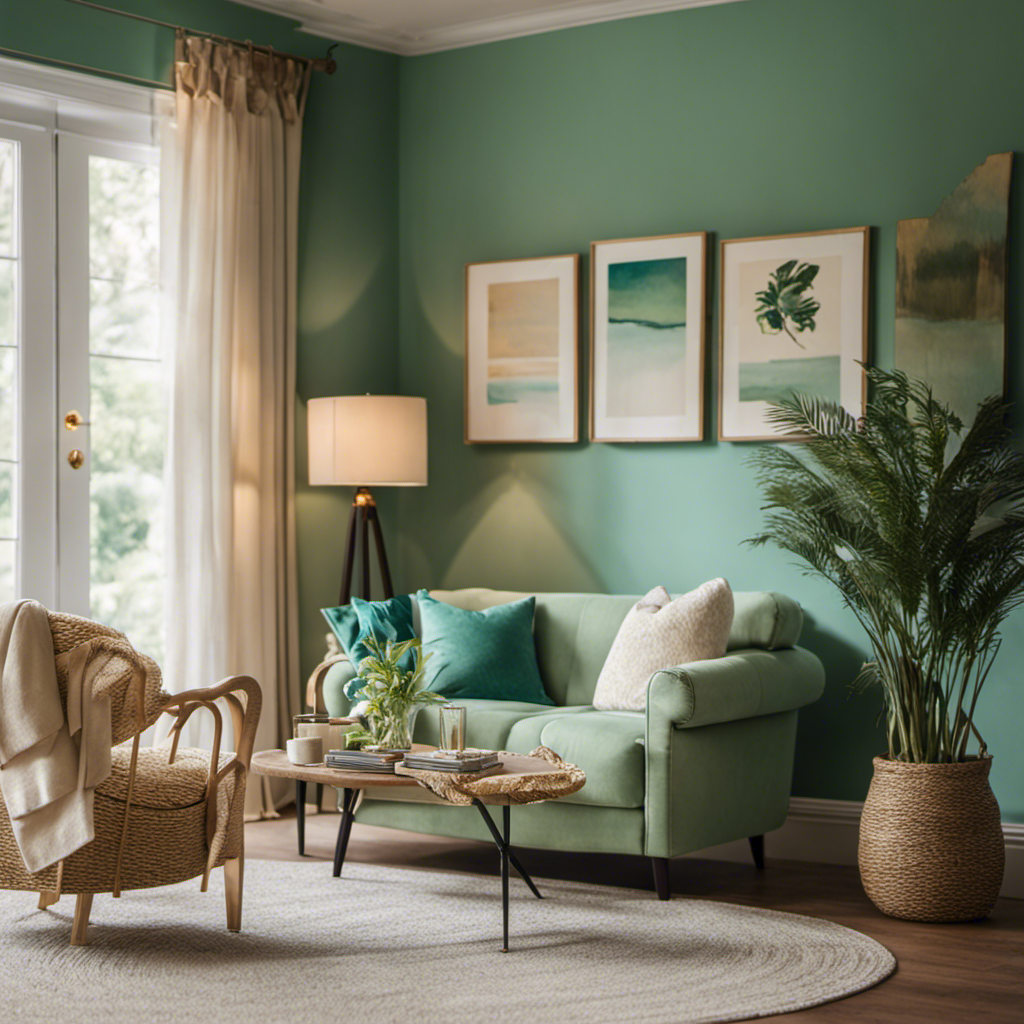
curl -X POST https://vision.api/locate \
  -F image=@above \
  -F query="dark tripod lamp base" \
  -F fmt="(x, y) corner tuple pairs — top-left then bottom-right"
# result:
(338, 487), (394, 605)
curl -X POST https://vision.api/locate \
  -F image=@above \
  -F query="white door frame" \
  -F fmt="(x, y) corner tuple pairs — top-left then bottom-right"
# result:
(0, 54), (167, 614)
(0, 114), (57, 607)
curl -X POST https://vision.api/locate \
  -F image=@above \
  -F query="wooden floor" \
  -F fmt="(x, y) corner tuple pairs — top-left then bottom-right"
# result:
(246, 809), (1024, 1023)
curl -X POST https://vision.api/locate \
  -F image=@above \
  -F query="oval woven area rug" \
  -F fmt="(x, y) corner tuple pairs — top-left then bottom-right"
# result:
(2, 859), (894, 1024)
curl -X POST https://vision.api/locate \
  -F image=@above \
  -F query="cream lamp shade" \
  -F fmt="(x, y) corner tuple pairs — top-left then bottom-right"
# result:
(307, 395), (428, 487)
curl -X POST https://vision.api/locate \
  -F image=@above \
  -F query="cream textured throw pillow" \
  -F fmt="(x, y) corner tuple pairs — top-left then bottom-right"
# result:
(592, 579), (734, 712)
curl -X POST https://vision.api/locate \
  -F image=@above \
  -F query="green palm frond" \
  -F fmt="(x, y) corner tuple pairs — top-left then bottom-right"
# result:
(747, 368), (1024, 763)
(353, 633), (444, 743)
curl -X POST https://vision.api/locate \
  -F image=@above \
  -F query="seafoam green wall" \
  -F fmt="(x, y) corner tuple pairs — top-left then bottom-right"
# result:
(0, 0), (400, 689)
(396, 0), (1024, 818)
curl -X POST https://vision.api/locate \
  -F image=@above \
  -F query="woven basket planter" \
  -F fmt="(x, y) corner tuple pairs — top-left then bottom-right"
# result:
(858, 755), (1004, 922)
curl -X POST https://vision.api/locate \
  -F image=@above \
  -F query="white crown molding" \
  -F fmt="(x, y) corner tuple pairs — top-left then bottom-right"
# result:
(230, 0), (752, 56)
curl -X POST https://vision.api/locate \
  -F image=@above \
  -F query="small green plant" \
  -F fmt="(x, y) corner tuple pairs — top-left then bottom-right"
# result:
(353, 635), (444, 748)
(754, 260), (821, 348)
(748, 368), (1024, 763)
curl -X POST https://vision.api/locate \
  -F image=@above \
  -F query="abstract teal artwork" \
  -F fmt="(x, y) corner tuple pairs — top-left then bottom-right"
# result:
(895, 152), (1011, 424)
(591, 233), (706, 441)
(606, 257), (687, 418)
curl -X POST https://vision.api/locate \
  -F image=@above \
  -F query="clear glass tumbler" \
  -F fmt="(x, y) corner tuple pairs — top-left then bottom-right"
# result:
(438, 704), (467, 752)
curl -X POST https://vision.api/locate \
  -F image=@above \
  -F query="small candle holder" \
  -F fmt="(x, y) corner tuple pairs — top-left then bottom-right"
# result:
(293, 713), (357, 753)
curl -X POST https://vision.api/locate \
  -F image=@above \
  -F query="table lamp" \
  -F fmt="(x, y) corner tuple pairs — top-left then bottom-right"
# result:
(308, 394), (427, 604)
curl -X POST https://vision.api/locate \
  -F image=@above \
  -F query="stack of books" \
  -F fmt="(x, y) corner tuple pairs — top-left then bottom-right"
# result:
(402, 749), (502, 774)
(325, 748), (406, 774)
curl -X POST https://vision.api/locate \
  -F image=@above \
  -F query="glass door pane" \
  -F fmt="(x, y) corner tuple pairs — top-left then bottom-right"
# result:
(0, 139), (17, 601)
(87, 154), (164, 660)
(58, 134), (164, 660)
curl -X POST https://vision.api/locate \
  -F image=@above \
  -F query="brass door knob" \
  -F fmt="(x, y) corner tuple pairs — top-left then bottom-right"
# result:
(67, 449), (85, 470)
(65, 410), (90, 431)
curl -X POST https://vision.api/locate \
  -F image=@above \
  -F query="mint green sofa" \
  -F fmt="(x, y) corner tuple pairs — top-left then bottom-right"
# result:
(310, 587), (825, 898)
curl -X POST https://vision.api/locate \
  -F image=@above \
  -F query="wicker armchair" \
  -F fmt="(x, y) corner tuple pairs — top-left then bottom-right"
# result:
(0, 611), (261, 945)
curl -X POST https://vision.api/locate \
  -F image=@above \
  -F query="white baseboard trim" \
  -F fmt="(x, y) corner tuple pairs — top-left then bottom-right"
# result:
(681, 797), (1024, 900)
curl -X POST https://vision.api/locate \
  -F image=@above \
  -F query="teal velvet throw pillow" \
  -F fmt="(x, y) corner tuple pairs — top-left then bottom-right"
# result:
(321, 594), (416, 699)
(416, 590), (553, 704)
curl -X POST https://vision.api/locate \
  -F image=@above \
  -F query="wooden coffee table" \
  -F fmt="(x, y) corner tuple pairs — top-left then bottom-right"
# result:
(251, 745), (559, 950)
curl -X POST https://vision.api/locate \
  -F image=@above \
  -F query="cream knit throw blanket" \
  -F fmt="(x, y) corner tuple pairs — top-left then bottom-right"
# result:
(0, 600), (115, 873)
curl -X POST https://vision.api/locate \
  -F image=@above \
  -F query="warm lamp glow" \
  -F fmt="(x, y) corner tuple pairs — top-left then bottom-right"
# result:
(307, 395), (428, 487)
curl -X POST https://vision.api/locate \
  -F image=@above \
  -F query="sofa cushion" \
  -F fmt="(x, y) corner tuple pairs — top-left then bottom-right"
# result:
(506, 710), (646, 809)
(417, 590), (553, 704)
(429, 588), (804, 708)
(322, 596), (418, 699)
(593, 580), (734, 711)
(320, 603), (359, 658)
(730, 591), (803, 650)
(410, 699), (583, 751)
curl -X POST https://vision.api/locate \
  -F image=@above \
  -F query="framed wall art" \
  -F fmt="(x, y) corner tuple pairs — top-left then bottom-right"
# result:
(464, 254), (579, 444)
(590, 232), (707, 442)
(719, 227), (869, 441)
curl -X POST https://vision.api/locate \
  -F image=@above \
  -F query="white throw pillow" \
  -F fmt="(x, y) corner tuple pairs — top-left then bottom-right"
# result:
(592, 579), (734, 711)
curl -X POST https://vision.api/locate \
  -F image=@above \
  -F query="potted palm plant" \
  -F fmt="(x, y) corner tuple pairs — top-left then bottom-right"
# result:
(748, 367), (1024, 921)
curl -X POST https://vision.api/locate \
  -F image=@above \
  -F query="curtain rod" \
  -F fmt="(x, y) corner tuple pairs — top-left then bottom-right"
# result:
(63, 0), (338, 74)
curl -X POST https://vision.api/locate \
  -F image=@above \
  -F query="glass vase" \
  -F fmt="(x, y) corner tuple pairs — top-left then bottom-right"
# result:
(373, 708), (413, 750)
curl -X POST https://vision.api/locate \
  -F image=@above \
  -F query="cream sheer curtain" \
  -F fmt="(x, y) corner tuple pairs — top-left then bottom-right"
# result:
(161, 35), (308, 815)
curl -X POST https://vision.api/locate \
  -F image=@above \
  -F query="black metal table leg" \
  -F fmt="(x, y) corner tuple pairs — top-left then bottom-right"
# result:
(471, 799), (543, 898)
(333, 788), (360, 877)
(501, 805), (510, 952)
(472, 799), (542, 951)
(296, 780), (307, 856)
(506, 849), (543, 899)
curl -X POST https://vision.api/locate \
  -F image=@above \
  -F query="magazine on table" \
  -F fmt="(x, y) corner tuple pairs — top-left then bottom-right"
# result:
(402, 749), (502, 773)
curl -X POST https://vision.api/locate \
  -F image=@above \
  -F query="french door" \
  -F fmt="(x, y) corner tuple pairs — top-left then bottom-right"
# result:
(1, 62), (167, 661)
(0, 118), (55, 609)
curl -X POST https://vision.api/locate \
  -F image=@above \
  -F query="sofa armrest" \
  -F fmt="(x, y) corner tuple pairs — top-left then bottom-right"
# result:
(305, 654), (350, 712)
(646, 646), (825, 729)
(311, 658), (360, 718)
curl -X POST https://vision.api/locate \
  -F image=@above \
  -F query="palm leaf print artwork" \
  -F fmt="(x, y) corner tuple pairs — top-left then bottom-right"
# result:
(754, 260), (821, 348)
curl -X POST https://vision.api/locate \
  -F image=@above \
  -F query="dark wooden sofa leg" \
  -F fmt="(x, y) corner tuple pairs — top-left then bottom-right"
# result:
(749, 834), (765, 870)
(651, 857), (671, 900)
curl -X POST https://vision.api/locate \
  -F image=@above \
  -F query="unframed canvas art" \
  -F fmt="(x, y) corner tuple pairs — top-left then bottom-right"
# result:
(895, 152), (1011, 425)
(591, 233), (705, 441)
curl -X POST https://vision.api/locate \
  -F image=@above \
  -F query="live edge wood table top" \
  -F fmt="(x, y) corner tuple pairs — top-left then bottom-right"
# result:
(250, 744), (568, 805)
(250, 744), (578, 951)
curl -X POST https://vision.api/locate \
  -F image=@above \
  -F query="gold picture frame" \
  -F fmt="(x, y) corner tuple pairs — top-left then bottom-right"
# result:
(719, 227), (870, 442)
(464, 254), (579, 444)
(590, 231), (707, 442)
